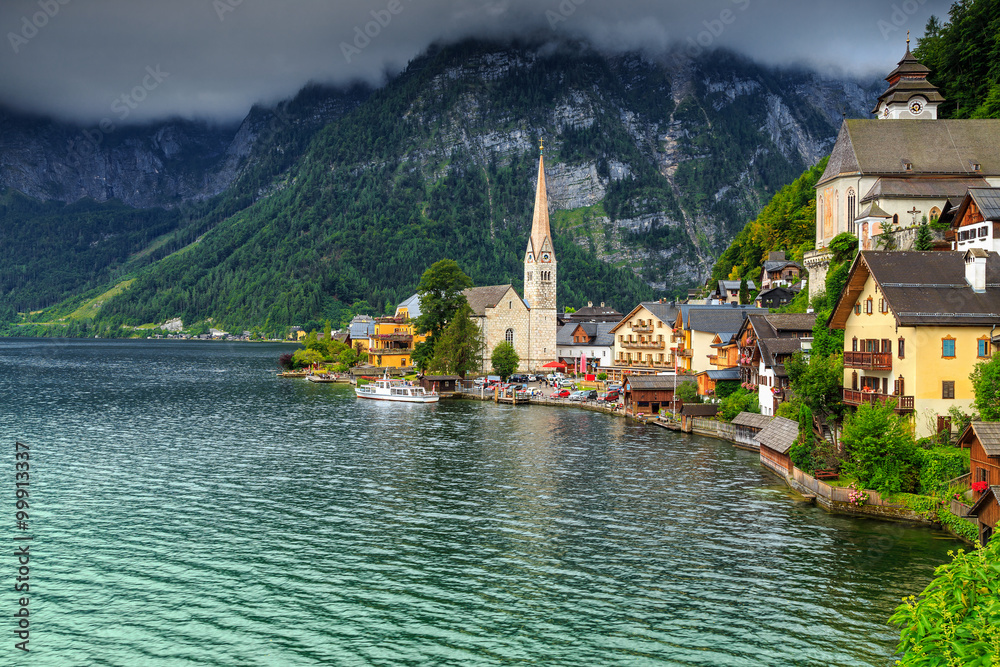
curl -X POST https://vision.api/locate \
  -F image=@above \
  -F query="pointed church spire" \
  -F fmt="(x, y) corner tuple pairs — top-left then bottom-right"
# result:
(527, 144), (551, 260)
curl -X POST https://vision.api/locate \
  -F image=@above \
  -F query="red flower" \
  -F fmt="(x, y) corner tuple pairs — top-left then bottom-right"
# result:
(971, 481), (989, 494)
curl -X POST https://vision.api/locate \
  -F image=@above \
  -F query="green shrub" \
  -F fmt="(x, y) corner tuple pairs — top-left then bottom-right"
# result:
(890, 538), (1000, 665)
(841, 400), (919, 495)
(914, 447), (970, 496)
(718, 387), (759, 421)
(714, 380), (740, 400)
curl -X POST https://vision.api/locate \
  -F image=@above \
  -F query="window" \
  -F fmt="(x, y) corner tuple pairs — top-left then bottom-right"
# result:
(852, 337), (858, 352)
(978, 338), (991, 358)
(894, 376), (904, 396)
(898, 337), (905, 359)
(942, 337), (956, 358)
(855, 303), (861, 315)
(893, 213), (899, 225)
(847, 188), (857, 234)
(509, 300), (512, 309)
(852, 371), (858, 390)
(865, 298), (873, 314)
(942, 380), (955, 399)
(527, 273), (532, 281)
(981, 226), (990, 239)
(505, 329), (514, 345)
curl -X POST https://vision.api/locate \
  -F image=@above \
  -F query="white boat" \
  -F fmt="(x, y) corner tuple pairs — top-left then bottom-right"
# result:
(355, 377), (439, 403)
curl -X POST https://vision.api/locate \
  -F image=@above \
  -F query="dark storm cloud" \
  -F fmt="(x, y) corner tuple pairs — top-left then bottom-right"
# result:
(0, 0), (950, 125)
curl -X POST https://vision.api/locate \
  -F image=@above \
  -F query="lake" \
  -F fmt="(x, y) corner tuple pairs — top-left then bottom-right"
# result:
(0, 339), (958, 666)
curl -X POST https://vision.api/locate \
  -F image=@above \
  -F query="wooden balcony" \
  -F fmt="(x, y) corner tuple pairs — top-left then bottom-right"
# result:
(631, 324), (654, 333)
(622, 340), (665, 350)
(844, 351), (892, 370)
(369, 346), (412, 356)
(842, 388), (914, 412)
(676, 348), (693, 358)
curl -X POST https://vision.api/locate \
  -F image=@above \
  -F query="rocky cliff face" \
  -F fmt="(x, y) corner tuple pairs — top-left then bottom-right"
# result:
(0, 84), (368, 208)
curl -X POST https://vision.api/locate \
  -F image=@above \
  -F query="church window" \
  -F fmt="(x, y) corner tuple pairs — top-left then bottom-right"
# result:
(847, 189), (857, 234)
(929, 207), (941, 222)
(505, 329), (514, 345)
(509, 301), (512, 309)
(527, 273), (532, 281)
(892, 213), (899, 225)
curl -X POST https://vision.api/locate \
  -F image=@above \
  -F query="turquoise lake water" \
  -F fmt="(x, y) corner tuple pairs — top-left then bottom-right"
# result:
(0, 339), (960, 666)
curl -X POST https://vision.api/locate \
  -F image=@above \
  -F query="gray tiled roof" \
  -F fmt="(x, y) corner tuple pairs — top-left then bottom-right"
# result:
(639, 301), (680, 325)
(758, 337), (805, 367)
(718, 280), (756, 292)
(706, 368), (740, 380)
(970, 188), (1000, 220)
(348, 316), (376, 339)
(624, 375), (695, 390)
(463, 285), (514, 316)
(557, 322), (616, 347)
(819, 119), (1000, 186)
(764, 313), (816, 333)
(755, 416), (799, 454)
(970, 422), (1000, 457)
(396, 293), (422, 319)
(854, 252), (1000, 326)
(687, 307), (765, 334)
(732, 412), (773, 429)
(763, 260), (800, 272)
(680, 404), (719, 417)
(860, 177), (988, 203)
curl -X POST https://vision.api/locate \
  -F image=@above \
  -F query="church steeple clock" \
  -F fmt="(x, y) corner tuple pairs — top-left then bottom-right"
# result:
(873, 32), (945, 120)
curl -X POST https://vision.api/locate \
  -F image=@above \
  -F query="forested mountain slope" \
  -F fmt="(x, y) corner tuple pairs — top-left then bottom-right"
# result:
(2, 39), (878, 332)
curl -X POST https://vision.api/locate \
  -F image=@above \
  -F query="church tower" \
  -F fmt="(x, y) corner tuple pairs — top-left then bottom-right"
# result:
(523, 142), (557, 369)
(872, 32), (945, 120)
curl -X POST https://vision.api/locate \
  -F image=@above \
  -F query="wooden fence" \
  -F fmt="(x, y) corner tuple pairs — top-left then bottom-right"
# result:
(690, 418), (736, 441)
(791, 468), (901, 507)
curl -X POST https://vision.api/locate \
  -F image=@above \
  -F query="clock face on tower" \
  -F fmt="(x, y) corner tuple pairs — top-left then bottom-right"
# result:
(541, 253), (551, 263)
(909, 99), (924, 115)
(527, 255), (533, 263)
(882, 106), (890, 117)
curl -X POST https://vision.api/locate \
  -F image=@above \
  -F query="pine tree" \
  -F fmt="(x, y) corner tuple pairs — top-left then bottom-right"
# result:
(914, 223), (933, 251)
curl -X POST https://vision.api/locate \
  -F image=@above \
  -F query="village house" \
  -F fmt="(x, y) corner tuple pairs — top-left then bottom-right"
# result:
(756, 416), (799, 476)
(715, 279), (756, 304)
(558, 301), (623, 327)
(956, 422), (1000, 545)
(673, 304), (766, 375)
(731, 412), (773, 450)
(348, 315), (376, 355)
(736, 313), (815, 416)
(829, 250), (1000, 439)
(556, 321), (616, 373)
(367, 303), (429, 370)
(804, 42), (1000, 297)
(608, 300), (681, 381)
(947, 188), (1000, 253)
(755, 286), (797, 309)
(695, 331), (739, 397)
(622, 374), (696, 418)
(759, 251), (802, 290)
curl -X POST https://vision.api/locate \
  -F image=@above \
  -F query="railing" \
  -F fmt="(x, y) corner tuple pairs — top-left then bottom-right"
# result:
(842, 388), (914, 411)
(368, 347), (412, 356)
(844, 351), (893, 370)
(631, 324), (654, 333)
(375, 333), (413, 343)
(621, 341), (665, 350)
(677, 348), (693, 358)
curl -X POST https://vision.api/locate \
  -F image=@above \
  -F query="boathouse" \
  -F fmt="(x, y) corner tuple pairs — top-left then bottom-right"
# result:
(622, 374), (694, 417)
(731, 412), (772, 449)
(755, 416), (799, 475)
(957, 422), (1000, 489)
(679, 403), (718, 432)
(419, 375), (462, 395)
(965, 486), (999, 545)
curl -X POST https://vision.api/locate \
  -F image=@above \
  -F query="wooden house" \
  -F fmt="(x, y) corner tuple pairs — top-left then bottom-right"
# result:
(731, 412), (772, 449)
(965, 486), (999, 545)
(419, 375), (462, 395)
(755, 416), (799, 475)
(622, 374), (695, 417)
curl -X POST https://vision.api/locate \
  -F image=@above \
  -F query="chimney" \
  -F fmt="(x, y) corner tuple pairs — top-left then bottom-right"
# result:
(965, 249), (988, 293)
(600, 302), (605, 308)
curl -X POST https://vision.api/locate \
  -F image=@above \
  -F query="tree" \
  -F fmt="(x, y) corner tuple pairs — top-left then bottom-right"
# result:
(676, 380), (702, 404)
(415, 259), (474, 341)
(428, 302), (483, 377)
(738, 278), (750, 305)
(889, 537), (1000, 666)
(410, 340), (434, 374)
(490, 342), (519, 380)
(914, 222), (933, 251)
(785, 351), (845, 423)
(971, 351), (1000, 420)
(840, 399), (918, 495)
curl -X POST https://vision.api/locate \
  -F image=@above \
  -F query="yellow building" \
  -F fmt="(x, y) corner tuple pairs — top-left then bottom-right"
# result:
(671, 304), (766, 374)
(366, 295), (428, 369)
(829, 249), (1000, 439)
(608, 301), (680, 378)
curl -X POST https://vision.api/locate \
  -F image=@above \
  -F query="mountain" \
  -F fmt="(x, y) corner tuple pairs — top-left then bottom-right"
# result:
(1, 39), (879, 333)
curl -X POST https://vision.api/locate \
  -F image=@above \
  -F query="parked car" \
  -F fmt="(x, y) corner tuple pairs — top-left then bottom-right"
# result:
(605, 383), (622, 393)
(557, 378), (575, 388)
(583, 389), (599, 400)
(597, 390), (620, 402)
(568, 390), (589, 401)
(550, 389), (571, 398)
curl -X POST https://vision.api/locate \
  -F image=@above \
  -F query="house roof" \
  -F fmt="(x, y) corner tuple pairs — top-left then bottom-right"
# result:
(960, 422), (1000, 457)
(818, 119), (1000, 186)
(567, 303), (624, 321)
(396, 293), (423, 319)
(624, 374), (695, 391)
(756, 287), (795, 304)
(680, 404), (719, 417)
(710, 332), (736, 348)
(758, 337), (805, 367)
(706, 368), (740, 381)
(952, 188), (1000, 226)
(609, 301), (679, 334)
(718, 280), (756, 291)
(856, 201), (892, 220)
(763, 260), (800, 272)
(965, 485), (1000, 518)
(732, 412), (773, 429)
(829, 251), (1000, 328)
(754, 416), (799, 454)
(764, 313), (816, 333)
(463, 285), (515, 316)
(860, 177), (989, 204)
(556, 322), (616, 347)
(348, 316), (376, 339)
(683, 306), (766, 335)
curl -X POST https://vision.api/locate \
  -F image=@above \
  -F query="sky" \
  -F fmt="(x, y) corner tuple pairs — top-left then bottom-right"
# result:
(0, 0), (952, 126)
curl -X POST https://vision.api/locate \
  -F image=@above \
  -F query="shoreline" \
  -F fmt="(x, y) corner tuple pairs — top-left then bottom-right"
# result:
(452, 388), (976, 544)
